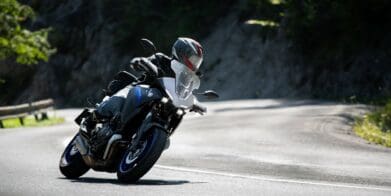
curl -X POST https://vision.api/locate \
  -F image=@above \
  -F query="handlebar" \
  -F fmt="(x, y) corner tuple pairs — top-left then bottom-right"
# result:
(190, 104), (207, 115)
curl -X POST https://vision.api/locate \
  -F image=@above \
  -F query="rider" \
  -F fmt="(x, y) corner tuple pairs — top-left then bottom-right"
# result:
(83, 37), (204, 132)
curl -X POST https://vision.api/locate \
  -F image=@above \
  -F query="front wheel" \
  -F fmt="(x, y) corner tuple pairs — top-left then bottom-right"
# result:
(59, 133), (90, 179)
(117, 128), (167, 183)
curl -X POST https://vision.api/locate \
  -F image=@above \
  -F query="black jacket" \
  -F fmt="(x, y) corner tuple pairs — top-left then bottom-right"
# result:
(105, 53), (173, 96)
(147, 53), (175, 78)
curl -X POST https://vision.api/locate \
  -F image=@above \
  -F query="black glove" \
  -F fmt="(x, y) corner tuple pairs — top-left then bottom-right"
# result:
(130, 57), (149, 72)
(190, 104), (207, 115)
(130, 57), (158, 76)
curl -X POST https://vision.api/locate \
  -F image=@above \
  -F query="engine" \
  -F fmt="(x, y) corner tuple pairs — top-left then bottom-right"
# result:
(90, 123), (114, 157)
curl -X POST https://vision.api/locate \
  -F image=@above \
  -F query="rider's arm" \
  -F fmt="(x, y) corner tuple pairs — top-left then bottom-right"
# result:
(147, 53), (171, 69)
(130, 53), (174, 78)
(105, 71), (138, 96)
(147, 53), (175, 77)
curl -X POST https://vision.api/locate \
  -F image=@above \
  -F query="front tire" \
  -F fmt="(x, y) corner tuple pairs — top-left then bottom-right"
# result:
(117, 128), (167, 183)
(59, 134), (90, 179)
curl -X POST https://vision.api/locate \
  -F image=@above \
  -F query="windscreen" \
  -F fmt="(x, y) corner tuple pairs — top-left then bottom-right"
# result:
(171, 60), (200, 100)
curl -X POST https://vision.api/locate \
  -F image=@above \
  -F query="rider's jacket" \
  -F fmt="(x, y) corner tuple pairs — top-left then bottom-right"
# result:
(149, 53), (175, 78)
(105, 53), (173, 96)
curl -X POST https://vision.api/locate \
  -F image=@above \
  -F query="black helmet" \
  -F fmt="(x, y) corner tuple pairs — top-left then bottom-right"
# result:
(172, 37), (203, 72)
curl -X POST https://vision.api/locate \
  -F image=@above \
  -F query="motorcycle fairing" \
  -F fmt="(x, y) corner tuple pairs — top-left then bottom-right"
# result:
(158, 77), (196, 109)
(170, 60), (200, 100)
(120, 85), (162, 124)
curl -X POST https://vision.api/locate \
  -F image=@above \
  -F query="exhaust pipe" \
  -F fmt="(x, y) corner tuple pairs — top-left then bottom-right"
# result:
(75, 135), (88, 156)
(76, 135), (97, 168)
(103, 134), (122, 160)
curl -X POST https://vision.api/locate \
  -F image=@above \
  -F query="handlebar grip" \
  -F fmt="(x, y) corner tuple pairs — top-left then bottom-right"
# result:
(191, 104), (207, 114)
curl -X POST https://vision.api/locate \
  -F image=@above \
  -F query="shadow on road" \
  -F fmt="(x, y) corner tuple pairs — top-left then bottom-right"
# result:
(59, 177), (198, 186)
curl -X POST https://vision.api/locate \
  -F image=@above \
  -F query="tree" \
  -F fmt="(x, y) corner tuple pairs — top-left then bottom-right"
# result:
(0, 0), (55, 65)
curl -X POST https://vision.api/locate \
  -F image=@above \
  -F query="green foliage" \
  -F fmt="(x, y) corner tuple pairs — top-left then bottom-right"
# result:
(0, 0), (55, 65)
(282, 0), (391, 57)
(240, 0), (391, 100)
(354, 118), (391, 147)
(103, 0), (234, 53)
(239, 0), (283, 38)
(367, 101), (391, 132)
(354, 100), (391, 147)
(240, 0), (284, 22)
(241, 0), (391, 54)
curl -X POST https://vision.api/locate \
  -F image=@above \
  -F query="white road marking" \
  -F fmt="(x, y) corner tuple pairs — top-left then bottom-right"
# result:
(156, 165), (391, 192)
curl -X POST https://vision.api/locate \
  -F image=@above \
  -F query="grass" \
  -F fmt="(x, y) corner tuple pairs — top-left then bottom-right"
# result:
(354, 101), (391, 147)
(1, 116), (65, 128)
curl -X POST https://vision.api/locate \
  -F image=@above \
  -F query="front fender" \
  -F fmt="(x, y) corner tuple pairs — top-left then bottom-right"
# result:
(126, 111), (169, 153)
(139, 112), (168, 134)
(140, 112), (171, 150)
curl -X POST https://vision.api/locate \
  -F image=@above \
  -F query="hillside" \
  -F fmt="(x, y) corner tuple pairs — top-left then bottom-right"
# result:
(1, 0), (390, 106)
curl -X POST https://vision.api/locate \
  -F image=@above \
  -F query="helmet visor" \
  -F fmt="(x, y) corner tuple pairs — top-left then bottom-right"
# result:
(188, 55), (203, 71)
(171, 60), (200, 100)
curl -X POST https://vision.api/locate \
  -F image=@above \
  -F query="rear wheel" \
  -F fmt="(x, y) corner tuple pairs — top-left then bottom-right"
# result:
(59, 134), (90, 179)
(117, 128), (167, 183)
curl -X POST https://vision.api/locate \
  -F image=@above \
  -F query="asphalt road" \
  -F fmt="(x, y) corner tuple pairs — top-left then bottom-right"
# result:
(1, 99), (391, 196)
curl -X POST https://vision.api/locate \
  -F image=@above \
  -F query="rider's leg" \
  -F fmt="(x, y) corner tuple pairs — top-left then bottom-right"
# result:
(83, 85), (133, 131)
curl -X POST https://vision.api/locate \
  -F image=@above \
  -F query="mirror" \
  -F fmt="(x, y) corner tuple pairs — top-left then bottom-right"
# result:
(140, 38), (157, 53)
(200, 90), (219, 99)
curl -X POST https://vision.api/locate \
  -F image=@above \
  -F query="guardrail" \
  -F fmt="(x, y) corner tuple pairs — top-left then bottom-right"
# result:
(0, 99), (54, 128)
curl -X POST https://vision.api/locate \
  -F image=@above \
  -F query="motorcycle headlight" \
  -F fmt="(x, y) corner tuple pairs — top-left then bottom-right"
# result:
(176, 108), (184, 116)
(161, 97), (169, 104)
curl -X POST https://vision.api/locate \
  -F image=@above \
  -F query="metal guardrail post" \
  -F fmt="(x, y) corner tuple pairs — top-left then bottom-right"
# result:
(19, 117), (24, 125)
(41, 112), (49, 120)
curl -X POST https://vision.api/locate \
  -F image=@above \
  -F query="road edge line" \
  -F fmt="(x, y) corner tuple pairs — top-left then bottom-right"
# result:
(155, 164), (391, 192)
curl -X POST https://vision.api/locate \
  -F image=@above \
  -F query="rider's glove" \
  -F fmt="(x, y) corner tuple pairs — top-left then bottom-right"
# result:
(190, 104), (207, 115)
(130, 57), (150, 72)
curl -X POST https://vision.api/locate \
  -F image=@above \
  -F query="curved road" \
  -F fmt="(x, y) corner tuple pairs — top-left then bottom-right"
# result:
(0, 99), (391, 196)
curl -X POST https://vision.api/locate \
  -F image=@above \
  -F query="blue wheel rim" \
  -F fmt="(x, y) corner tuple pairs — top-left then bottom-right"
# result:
(119, 133), (156, 172)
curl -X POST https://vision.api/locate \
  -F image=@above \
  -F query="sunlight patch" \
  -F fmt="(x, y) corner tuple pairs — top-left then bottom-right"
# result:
(245, 19), (279, 27)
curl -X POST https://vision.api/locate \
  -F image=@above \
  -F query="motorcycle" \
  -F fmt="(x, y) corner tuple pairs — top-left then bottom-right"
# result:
(59, 38), (218, 183)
